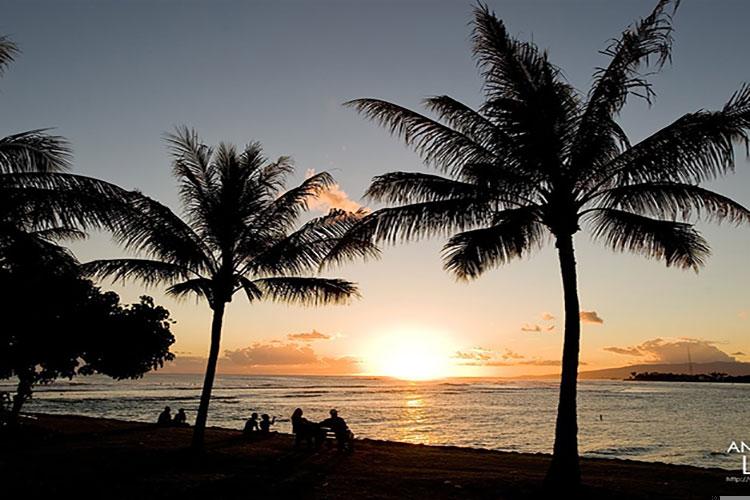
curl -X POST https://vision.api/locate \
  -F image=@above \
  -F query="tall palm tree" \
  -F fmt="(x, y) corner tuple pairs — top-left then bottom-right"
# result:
(84, 127), (376, 449)
(343, 0), (750, 489)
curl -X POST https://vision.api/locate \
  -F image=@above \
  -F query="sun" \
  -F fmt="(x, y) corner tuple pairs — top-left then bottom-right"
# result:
(365, 327), (455, 381)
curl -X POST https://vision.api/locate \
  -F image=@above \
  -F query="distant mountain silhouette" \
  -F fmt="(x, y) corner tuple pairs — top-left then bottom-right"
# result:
(525, 361), (750, 380)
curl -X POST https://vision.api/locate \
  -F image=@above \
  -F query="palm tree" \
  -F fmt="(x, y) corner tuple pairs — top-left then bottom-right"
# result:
(84, 127), (376, 449)
(0, 35), (130, 264)
(344, 1), (750, 489)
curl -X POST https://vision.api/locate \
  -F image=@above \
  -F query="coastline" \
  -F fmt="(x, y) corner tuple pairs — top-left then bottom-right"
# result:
(1, 413), (745, 499)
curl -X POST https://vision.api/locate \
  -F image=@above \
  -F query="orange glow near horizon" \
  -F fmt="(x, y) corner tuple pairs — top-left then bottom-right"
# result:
(363, 327), (457, 381)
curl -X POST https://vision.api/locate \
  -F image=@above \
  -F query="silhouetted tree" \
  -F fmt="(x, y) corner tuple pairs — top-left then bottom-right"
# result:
(0, 248), (175, 423)
(84, 127), (376, 449)
(344, 1), (750, 489)
(0, 35), (131, 264)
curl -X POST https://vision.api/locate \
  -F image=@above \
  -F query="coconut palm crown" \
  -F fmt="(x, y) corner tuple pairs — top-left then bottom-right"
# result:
(343, 0), (750, 488)
(84, 127), (377, 448)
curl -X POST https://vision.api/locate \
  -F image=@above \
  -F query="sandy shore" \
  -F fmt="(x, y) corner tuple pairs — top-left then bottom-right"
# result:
(0, 413), (745, 499)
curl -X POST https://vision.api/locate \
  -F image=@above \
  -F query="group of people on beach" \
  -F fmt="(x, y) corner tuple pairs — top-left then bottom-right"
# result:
(156, 406), (188, 427)
(242, 412), (276, 434)
(155, 405), (353, 451)
(291, 408), (353, 451)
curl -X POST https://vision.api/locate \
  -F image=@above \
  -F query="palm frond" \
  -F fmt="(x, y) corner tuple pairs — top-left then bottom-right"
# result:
(165, 277), (214, 303)
(252, 277), (359, 306)
(165, 126), (218, 227)
(0, 130), (72, 173)
(587, 208), (709, 271)
(31, 226), (87, 242)
(252, 170), (336, 237)
(471, 3), (549, 103)
(256, 155), (294, 198)
(571, 0), (678, 185)
(365, 172), (486, 205)
(442, 206), (545, 280)
(472, 4), (581, 178)
(236, 276), (263, 303)
(594, 182), (750, 224)
(83, 258), (195, 286)
(422, 95), (501, 149)
(1, 172), (134, 232)
(248, 208), (379, 276)
(348, 198), (494, 245)
(344, 98), (495, 176)
(111, 193), (215, 273)
(589, 0), (678, 113)
(593, 85), (750, 187)
(0, 35), (19, 75)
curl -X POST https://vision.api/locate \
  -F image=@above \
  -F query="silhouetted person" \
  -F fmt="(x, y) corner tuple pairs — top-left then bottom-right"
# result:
(291, 408), (322, 449)
(244, 412), (259, 434)
(157, 406), (171, 426)
(319, 408), (352, 451)
(259, 413), (276, 433)
(173, 408), (188, 426)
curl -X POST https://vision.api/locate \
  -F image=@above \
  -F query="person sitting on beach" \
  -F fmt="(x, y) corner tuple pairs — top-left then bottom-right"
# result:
(291, 408), (322, 449)
(319, 409), (352, 451)
(157, 406), (171, 426)
(173, 408), (188, 427)
(259, 413), (276, 433)
(243, 412), (259, 434)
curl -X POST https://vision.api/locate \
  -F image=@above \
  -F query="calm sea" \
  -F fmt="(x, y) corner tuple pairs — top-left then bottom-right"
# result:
(3, 374), (746, 470)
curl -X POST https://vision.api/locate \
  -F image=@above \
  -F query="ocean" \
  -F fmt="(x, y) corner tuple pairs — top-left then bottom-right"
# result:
(3, 374), (746, 470)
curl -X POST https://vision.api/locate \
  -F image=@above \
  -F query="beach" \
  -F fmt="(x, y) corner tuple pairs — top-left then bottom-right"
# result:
(2, 413), (744, 499)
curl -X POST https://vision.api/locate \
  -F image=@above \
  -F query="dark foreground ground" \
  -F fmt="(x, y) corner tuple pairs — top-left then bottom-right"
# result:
(0, 413), (746, 499)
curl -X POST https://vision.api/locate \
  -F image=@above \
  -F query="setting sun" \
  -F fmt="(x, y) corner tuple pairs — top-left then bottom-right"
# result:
(364, 328), (456, 380)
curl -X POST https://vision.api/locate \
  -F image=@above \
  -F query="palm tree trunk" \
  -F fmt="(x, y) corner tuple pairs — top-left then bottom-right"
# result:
(191, 301), (226, 450)
(545, 232), (582, 490)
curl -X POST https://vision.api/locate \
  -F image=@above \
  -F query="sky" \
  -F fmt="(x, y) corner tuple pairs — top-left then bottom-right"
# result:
(2, 0), (750, 378)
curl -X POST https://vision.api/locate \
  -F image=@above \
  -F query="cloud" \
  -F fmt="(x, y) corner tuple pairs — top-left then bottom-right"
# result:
(521, 324), (542, 333)
(541, 312), (555, 321)
(453, 348), (493, 361)
(739, 311), (748, 320)
(160, 341), (361, 375)
(305, 168), (364, 213)
(603, 337), (737, 363)
(732, 351), (746, 356)
(460, 358), (587, 367)
(225, 343), (321, 365)
(452, 346), (586, 368)
(287, 329), (331, 342)
(580, 311), (604, 324)
(501, 349), (524, 360)
(603, 346), (644, 357)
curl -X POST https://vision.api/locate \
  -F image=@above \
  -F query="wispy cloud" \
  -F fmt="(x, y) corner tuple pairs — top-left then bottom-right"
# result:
(541, 312), (555, 321)
(453, 347), (586, 368)
(603, 346), (644, 356)
(521, 324), (542, 333)
(287, 329), (331, 342)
